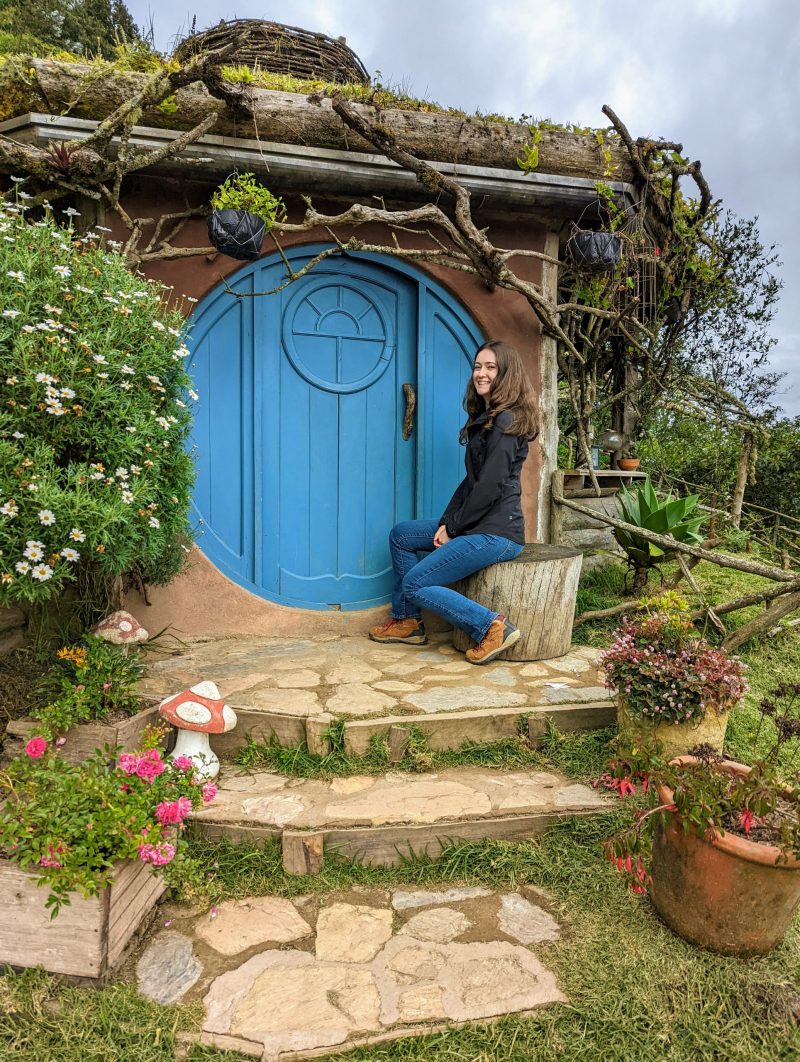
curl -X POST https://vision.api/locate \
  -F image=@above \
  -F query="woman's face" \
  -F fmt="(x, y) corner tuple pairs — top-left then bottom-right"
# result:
(473, 348), (499, 398)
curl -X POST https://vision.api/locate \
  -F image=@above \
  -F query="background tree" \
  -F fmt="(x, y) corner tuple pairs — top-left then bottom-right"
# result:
(0, 0), (140, 59)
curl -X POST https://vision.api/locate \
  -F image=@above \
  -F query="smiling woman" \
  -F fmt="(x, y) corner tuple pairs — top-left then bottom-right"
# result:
(369, 340), (539, 665)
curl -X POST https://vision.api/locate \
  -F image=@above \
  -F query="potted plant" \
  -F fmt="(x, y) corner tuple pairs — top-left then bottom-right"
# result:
(601, 682), (800, 955)
(601, 593), (748, 758)
(566, 185), (624, 272)
(617, 445), (640, 472)
(208, 172), (285, 260)
(0, 729), (217, 978)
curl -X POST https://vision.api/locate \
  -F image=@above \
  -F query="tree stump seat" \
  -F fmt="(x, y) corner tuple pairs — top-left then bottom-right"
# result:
(452, 543), (583, 661)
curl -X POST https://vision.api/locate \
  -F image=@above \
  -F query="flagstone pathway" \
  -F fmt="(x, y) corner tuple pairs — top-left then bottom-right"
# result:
(137, 884), (569, 1060)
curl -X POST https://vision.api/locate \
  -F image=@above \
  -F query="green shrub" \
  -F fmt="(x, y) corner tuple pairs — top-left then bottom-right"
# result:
(0, 193), (195, 611)
(32, 637), (145, 738)
(614, 476), (705, 587)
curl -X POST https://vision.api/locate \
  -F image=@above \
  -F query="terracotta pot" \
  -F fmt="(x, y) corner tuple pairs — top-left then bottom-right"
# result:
(651, 759), (800, 955)
(617, 458), (640, 471)
(616, 699), (729, 758)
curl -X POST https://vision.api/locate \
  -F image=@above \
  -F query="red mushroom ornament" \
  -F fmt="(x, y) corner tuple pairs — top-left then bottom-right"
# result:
(91, 610), (149, 653)
(158, 680), (237, 780)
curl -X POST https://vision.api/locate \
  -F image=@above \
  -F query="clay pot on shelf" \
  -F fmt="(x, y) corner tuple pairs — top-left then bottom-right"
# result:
(617, 458), (641, 471)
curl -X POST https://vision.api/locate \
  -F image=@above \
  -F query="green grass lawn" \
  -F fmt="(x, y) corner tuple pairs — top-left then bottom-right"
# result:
(2, 560), (799, 1062)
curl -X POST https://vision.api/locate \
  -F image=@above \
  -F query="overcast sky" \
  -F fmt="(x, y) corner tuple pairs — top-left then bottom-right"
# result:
(127, 0), (800, 418)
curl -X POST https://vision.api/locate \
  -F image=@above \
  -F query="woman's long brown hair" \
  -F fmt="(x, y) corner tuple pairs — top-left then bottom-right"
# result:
(461, 340), (539, 440)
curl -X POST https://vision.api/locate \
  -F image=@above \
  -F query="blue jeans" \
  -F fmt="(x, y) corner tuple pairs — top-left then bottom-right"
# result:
(389, 519), (523, 643)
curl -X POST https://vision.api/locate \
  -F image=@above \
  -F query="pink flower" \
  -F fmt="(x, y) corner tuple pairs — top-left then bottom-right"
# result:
(137, 841), (176, 866)
(135, 747), (166, 784)
(25, 737), (47, 759)
(39, 842), (66, 868)
(117, 753), (138, 775)
(201, 782), (218, 804)
(740, 809), (755, 835)
(172, 755), (193, 771)
(155, 796), (193, 824)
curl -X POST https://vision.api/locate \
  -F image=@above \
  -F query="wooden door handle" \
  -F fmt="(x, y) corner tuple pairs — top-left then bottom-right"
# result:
(402, 383), (416, 440)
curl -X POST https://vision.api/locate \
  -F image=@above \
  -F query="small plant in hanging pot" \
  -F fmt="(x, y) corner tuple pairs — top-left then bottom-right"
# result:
(566, 181), (626, 272)
(567, 227), (622, 272)
(208, 173), (286, 261)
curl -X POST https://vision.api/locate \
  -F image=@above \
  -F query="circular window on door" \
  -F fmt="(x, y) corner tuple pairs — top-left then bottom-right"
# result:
(281, 278), (395, 394)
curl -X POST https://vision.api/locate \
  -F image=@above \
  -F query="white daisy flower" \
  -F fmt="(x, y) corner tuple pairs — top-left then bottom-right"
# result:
(120, 382), (132, 391)
(60, 547), (79, 562)
(14, 561), (29, 574)
(11, 431), (24, 439)
(38, 509), (56, 526)
(6, 377), (18, 385)
(52, 265), (71, 278)
(35, 373), (55, 384)
(1, 500), (19, 517)
(121, 364), (135, 374)
(188, 389), (199, 401)
(148, 516), (160, 528)
(121, 490), (134, 503)
(6, 270), (24, 281)
(27, 482), (39, 490)
(126, 425), (137, 433)
(31, 563), (54, 582)
(151, 321), (165, 331)
(2, 309), (20, 318)
(92, 354), (107, 364)
(23, 540), (45, 560)
(69, 528), (85, 542)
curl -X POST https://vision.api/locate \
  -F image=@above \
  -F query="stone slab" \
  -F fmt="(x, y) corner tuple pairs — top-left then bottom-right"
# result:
(194, 896), (312, 955)
(136, 931), (201, 1004)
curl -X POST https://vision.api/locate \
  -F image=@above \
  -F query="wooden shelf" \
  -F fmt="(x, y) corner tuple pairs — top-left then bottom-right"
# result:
(560, 468), (647, 493)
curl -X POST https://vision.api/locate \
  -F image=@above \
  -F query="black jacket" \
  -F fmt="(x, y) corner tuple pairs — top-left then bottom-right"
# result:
(438, 408), (531, 544)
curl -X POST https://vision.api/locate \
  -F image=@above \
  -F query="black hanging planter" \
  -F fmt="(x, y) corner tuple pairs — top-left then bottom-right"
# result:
(566, 229), (622, 272)
(207, 209), (266, 261)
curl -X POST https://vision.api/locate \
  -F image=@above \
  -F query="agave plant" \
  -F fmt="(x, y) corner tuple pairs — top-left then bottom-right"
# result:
(614, 477), (706, 589)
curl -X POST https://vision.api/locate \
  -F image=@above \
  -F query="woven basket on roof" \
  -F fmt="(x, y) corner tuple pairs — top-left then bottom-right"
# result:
(174, 19), (370, 85)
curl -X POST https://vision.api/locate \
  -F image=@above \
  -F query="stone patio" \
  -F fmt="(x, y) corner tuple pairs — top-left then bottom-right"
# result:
(190, 763), (608, 869)
(140, 633), (612, 755)
(137, 884), (568, 1060)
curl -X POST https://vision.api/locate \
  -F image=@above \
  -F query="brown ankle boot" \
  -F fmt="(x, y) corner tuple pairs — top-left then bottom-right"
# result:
(368, 617), (428, 645)
(466, 615), (520, 664)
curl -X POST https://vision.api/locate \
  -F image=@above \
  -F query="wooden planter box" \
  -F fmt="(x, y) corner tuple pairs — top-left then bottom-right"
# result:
(3, 701), (162, 766)
(0, 857), (165, 979)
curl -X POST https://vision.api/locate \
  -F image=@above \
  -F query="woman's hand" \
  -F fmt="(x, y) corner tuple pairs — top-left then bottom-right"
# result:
(433, 525), (451, 548)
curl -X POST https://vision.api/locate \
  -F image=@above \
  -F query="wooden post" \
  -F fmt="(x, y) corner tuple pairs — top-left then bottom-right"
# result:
(387, 725), (410, 764)
(452, 544), (582, 660)
(282, 831), (325, 876)
(730, 435), (753, 530)
(305, 713), (333, 757)
(550, 470), (565, 546)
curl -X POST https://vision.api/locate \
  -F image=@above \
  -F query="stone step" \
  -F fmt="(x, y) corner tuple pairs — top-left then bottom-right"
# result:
(140, 633), (615, 756)
(190, 765), (610, 872)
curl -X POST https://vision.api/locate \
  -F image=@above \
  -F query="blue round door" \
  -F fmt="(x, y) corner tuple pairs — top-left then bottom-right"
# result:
(187, 246), (482, 609)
